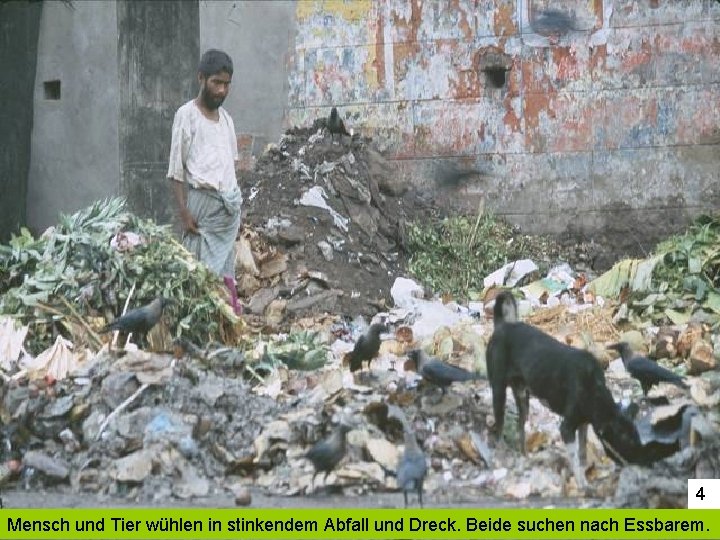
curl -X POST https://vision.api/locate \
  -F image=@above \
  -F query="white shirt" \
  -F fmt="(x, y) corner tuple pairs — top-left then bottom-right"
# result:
(167, 100), (239, 193)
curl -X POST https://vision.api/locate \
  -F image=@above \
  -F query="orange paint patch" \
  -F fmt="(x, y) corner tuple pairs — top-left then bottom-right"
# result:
(552, 47), (579, 81)
(503, 100), (521, 133)
(524, 93), (552, 148)
(374, 13), (385, 88)
(390, 0), (423, 65)
(493, 4), (515, 36)
(592, 0), (603, 29)
(392, 42), (420, 87)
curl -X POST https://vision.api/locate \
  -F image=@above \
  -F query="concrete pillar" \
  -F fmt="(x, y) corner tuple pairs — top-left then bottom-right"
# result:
(0, 1), (42, 241)
(117, 0), (200, 224)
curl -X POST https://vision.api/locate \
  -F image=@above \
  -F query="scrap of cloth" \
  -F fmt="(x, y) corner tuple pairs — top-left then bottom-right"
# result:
(183, 186), (242, 277)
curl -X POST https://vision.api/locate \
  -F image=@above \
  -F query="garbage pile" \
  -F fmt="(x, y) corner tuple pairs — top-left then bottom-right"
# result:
(0, 273), (717, 508)
(589, 213), (720, 329)
(235, 125), (600, 326)
(0, 137), (718, 507)
(0, 198), (239, 355)
(234, 127), (414, 323)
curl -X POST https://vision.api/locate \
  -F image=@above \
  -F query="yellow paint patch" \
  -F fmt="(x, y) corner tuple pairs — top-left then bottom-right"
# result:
(364, 45), (379, 89)
(296, 0), (372, 22)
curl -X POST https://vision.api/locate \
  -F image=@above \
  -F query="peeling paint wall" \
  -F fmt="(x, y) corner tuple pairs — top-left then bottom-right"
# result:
(287, 0), (720, 254)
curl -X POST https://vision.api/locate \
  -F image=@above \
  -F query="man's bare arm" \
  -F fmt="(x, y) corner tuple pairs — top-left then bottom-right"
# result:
(171, 179), (199, 234)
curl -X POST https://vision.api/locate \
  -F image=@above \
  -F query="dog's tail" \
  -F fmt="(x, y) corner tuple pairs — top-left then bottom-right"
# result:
(492, 291), (518, 325)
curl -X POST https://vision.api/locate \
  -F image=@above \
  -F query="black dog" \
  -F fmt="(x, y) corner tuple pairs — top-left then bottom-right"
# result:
(487, 291), (644, 487)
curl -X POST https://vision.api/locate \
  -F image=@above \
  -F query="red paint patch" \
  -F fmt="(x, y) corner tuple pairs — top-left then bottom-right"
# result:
(621, 39), (652, 72)
(590, 44), (607, 80)
(503, 97), (521, 133)
(451, 69), (481, 99)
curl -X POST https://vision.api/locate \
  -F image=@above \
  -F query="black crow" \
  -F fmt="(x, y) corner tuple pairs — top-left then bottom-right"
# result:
(305, 424), (352, 487)
(327, 107), (350, 141)
(101, 297), (173, 346)
(608, 342), (689, 397)
(407, 349), (482, 395)
(347, 323), (388, 372)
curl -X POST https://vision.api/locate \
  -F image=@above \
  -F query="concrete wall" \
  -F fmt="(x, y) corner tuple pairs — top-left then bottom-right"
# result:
(285, 0), (720, 255)
(27, 1), (120, 233)
(199, 1), (297, 169)
(0, 1), (42, 242)
(117, 0), (200, 225)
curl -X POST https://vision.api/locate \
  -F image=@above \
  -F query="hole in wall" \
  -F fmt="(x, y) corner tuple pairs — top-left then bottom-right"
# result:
(483, 67), (507, 89)
(474, 47), (512, 92)
(43, 80), (61, 100)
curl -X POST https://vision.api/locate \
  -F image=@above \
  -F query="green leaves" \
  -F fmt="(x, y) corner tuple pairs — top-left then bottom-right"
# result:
(0, 198), (234, 353)
(406, 213), (552, 301)
(256, 331), (329, 371)
(589, 214), (720, 327)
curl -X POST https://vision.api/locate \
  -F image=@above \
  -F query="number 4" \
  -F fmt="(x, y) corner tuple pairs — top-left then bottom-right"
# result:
(696, 487), (705, 500)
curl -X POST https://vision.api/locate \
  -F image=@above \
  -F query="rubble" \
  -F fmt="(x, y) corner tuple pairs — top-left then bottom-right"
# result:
(0, 127), (717, 509)
(237, 129), (419, 323)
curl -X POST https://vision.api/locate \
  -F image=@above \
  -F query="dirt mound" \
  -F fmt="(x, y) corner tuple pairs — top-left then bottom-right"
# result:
(237, 127), (431, 322)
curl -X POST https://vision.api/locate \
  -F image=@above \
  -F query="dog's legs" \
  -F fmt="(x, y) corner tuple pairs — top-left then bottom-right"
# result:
(490, 384), (507, 444)
(560, 419), (588, 490)
(577, 424), (588, 466)
(511, 383), (529, 455)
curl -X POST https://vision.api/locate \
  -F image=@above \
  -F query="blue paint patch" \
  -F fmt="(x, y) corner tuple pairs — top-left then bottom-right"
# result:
(305, 49), (318, 70)
(342, 48), (354, 69)
(656, 100), (674, 138)
(627, 124), (654, 147)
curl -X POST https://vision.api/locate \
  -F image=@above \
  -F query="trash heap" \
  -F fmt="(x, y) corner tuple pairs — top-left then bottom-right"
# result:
(0, 134), (718, 507)
(0, 198), (239, 355)
(589, 213), (720, 328)
(235, 126), (602, 325)
(235, 126), (420, 324)
(0, 273), (717, 508)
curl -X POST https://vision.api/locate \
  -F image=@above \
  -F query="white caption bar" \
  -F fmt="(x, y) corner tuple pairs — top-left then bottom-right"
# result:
(688, 479), (720, 509)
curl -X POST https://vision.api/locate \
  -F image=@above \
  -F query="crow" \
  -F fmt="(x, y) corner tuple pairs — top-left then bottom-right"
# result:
(305, 424), (352, 487)
(608, 342), (689, 397)
(347, 323), (388, 372)
(396, 423), (428, 508)
(407, 349), (482, 395)
(327, 107), (351, 141)
(101, 297), (173, 347)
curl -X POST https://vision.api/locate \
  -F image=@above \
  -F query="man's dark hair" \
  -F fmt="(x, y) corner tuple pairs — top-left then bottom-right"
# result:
(198, 49), (233, 78)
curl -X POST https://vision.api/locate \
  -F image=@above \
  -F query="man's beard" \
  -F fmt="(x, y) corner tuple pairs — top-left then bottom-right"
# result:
(201, 86), (225, 110)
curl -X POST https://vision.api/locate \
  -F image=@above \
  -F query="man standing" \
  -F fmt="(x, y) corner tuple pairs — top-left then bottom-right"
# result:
(168, 49), (242, 315)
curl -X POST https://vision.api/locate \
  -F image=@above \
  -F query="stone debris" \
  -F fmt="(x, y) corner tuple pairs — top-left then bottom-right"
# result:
(0, 127), (717, 509)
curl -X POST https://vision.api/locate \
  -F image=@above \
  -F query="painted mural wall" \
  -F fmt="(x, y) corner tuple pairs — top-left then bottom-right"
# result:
(285, 0), (720, 252)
